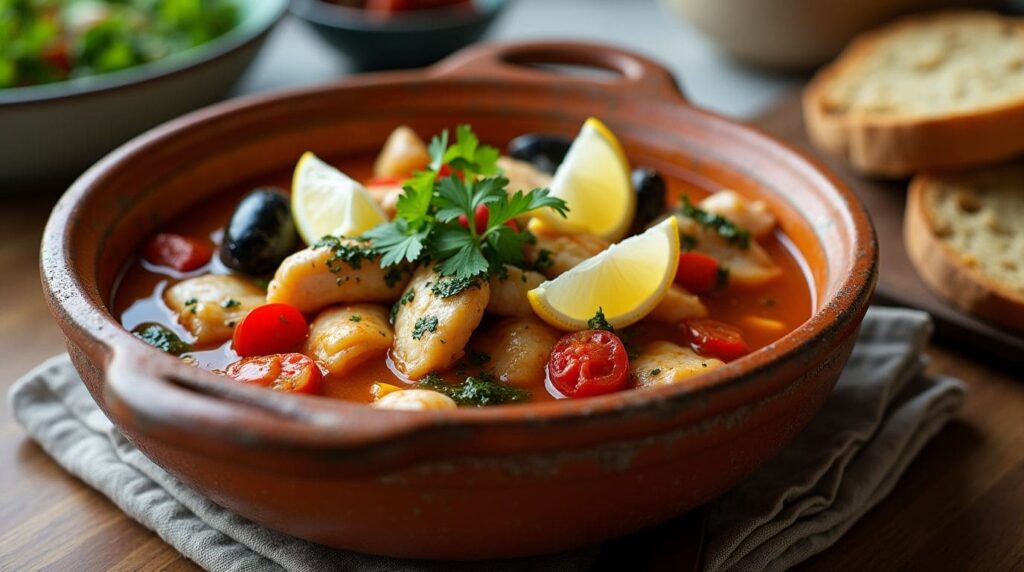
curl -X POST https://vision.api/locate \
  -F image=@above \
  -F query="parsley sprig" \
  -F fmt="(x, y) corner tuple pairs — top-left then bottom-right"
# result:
(363, 125), (569, 279)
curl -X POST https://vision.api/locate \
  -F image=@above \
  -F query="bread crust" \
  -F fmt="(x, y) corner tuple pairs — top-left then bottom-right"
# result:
(804, 11), (1024, 178)
(905, 175), (1024, 332)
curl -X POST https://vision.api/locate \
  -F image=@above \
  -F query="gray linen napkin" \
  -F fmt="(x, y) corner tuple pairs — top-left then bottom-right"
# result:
(8, 307), (964, 572)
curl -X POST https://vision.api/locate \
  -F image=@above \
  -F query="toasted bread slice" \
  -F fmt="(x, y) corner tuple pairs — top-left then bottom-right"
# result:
(805, 11), (1024, 177)
(905, 164), (1024, 332)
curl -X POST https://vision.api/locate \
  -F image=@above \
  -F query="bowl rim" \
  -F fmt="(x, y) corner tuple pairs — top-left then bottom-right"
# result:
(0, 0), (289, 107)
(41, 41), (877, 463)
(290, 0), (505, 32)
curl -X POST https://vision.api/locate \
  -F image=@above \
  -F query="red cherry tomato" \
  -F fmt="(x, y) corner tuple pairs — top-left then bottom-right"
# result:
(41, 40), (71, 74)
(675, 252), (721, 294)
(232, 303), (309, 357)
(547, 329), (630, 398)
(457, 203), (490, 235)
(436, 164), (466, 182)
(683, 319), (750, 361)
(225, 353), (322, 394)
(144, 233), (213, 272)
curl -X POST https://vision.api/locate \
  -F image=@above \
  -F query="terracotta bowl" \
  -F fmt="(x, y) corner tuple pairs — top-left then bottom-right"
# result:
(41, 41), (876, 560)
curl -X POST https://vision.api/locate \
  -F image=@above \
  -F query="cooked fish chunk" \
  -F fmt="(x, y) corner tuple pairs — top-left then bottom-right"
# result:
(649, 285), (708, 324)
(675, 216), (781, 287)
(266, 239), (410, 314)
(305, 304), (393, 376)
(525, 233), (609, 278)
(373, 126), (430, 179)
(471, 317), (560, 386)
(164, 274), (264, 345)
(631, 341), (725, 389)
(392, 266), (490, 380)
(497, 156), (553, 194)
(487, 266), (546, 317)
(700, 190), (777, 240)
(372, 389), (457, 410)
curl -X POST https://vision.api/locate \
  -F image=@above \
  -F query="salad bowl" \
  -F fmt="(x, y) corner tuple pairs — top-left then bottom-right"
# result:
(41, 41), (876, 559)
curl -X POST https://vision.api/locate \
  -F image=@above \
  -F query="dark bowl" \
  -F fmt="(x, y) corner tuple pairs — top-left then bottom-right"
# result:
(291, 0), (507, 70)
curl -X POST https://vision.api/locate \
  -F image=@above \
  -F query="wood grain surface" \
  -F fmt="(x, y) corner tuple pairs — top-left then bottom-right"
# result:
(2, 170), (1023, 570)
(754, 92), (1024, 366)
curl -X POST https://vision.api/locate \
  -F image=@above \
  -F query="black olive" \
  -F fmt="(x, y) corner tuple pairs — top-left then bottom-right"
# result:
(631, 168), (667, 233)
(507, 133), (573, 174)
(219, 188), (299, 275)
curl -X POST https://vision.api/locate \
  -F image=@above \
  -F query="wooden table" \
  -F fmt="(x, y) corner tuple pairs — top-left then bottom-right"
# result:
(2, 189), (1023, 571)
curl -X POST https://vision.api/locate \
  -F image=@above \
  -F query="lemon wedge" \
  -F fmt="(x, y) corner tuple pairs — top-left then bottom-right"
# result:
(534, 117), (636, 242)
(528, 217), (680, 330)
(291, 152), (388, 244)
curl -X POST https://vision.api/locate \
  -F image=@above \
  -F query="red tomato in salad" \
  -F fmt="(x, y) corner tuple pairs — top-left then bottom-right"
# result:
(547, 329), (629, 398)
(683, 319), (750, 361)
(675, 252), (721, 294)
(225, 353), (322, 394)
(232, 303), (309, 357)
(143, 233), (213, 272)
(457, 203), (490, 234)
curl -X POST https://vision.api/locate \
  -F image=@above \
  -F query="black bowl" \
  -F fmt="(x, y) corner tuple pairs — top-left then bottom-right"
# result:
(290, 0), (507, 70)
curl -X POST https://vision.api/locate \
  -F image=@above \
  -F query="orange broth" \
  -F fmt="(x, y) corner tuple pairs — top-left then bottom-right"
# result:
(111, 152), (814, 404)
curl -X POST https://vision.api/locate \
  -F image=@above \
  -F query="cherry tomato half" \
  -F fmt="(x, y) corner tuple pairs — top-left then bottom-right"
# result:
(675, 252), (721, 294)
(225, 353), (322, 394)
(144, 233), (213, 272)
(547, 329), (630, 398)
(457, 203), (490, 234)
(232, 303), (309, 357)
(683, 319), (750, 361)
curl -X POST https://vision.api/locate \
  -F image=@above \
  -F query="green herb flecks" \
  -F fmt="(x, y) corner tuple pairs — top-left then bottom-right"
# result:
(362, 125), (569, 280)
(430, 275), (482, 298)
(650, 368), (661, 376)
(313, 236), (378, 271)
(680, 195), (750, 249)
(221, 298), (240, 309)
(681, 234), (698, 252)
(350, 314), (362, 322)
(587, 307), (614, 332)
(469, 351), (491, 366)
(419, 374), (530, 407)
(132, 323), (193, 356)
(390, 290), (415, 324)
(412, 315), (438, 340)
(716, 266), (730, 289)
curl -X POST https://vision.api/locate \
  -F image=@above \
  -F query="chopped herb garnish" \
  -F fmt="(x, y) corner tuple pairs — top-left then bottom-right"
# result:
(313, 236), (377, 271)
(532, 248), (554, 270)
(362, 125), (569, 279)
(430, 276), (482, 298)
(650, 368), (662, 376)
(587, 307), (614, 332)
(681, 234), (699, 251)
(350, 314), (362, 322)
(221, 298), (240, 309)
(680, 195), (750, 249)
(412, 315), (439, 339)
(184, 298), (199, 314)
(132, 323), (193, 356)
(469, 351), (491, 366)
(716, 266), (730, 289)
(383, 266), (405, 288)
(419, 373), (530, 407)
(390, 290), (415, 323)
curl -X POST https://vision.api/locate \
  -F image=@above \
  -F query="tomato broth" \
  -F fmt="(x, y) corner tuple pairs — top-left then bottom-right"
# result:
(112, 148), (814, 405)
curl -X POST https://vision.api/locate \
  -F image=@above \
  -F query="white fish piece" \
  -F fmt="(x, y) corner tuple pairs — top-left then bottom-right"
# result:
(487, 266), (546, 317)
(648, 285), (709, 324)
(471, 317), (560, 387)
(675, 215), (782, 287)
(631, 341), (725, 389)
(305, 304), (393, 376)
(699, 190), (777, 240)
(164, 274), (264, 345)
(391, 266), (490, 380)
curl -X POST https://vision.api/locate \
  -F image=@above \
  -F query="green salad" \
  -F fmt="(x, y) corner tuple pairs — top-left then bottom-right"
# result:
(0, 0), (239, 89)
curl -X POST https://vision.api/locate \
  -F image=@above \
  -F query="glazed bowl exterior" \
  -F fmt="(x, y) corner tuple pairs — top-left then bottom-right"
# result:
(40, 41), (876, 560)
(0, 0), (288, 188)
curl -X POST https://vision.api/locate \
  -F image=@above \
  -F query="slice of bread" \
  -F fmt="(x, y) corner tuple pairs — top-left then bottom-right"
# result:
(804, 11), (1024, 177)
(905, 164), (1024, 332)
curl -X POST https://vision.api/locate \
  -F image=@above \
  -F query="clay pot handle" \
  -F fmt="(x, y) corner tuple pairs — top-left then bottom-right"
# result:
(431, 40), (686, 103)
(103, 342), (441, 475)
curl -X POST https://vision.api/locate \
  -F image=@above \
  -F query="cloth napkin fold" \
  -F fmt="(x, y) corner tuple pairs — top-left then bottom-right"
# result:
(9, 307), (965, 572)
